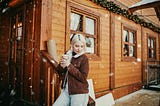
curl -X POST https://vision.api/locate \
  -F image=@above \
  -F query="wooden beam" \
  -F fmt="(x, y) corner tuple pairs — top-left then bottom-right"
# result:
(154, 6), (160, 20)
(129, 1), (160, 13)
(8, 0), (24, 7)
(110, 12), (115, 90)
(40, 0), (52, 50)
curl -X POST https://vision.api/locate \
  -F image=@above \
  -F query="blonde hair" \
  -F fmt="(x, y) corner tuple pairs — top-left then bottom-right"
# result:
(71, 34), (86, 49)
(65, 34), (86, 58)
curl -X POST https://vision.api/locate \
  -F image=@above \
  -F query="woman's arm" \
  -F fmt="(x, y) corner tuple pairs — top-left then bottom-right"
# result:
(67, 55), (89, 82)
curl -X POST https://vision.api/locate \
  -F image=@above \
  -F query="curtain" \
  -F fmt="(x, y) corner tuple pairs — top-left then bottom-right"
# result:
(129, 32), (134, 44)
(70, 12), (81, 39)
(86, 18), (94, 35)
(123, 30), (128, 42)
(70, 12), (80, 30)
(148, 38), (150, 47)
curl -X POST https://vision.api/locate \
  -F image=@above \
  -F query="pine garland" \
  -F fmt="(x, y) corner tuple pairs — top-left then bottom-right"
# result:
(90, 0), (160, 33)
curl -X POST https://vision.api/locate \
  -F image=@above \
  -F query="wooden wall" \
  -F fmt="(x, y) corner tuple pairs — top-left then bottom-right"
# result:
(49, 0), (111, 94)
(0, 0), (159, 105)
(0, 0), (42, 103)
(141, 27), (159, 82)
(0, 13), (10, 89)
(40, 0), (160, 100)
(114, 14), (142, 88)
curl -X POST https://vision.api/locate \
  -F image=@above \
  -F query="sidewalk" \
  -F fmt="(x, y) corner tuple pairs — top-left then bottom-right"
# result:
(113, 89), (160, 106)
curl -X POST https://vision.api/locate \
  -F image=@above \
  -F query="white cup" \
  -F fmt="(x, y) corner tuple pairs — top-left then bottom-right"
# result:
(62, 54), (69, 60)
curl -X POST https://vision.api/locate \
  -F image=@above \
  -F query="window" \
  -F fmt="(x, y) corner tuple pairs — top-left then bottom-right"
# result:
(11, 11), (23, 60)
(122, 26), (137, 61)
(148, 36), (156, 59)
(67, 2), (100, 57)
(12, 12), (23, 41)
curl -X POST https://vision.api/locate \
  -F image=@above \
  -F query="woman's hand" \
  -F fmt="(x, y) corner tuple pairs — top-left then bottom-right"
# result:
(60, 54), (70, 68)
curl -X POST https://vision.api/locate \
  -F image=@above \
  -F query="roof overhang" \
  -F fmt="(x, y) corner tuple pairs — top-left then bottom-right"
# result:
(129, 0), (160, 20)
(0, 0), (24, 14)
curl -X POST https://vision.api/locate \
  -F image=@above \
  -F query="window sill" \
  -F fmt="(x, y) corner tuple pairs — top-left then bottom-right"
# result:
(122, 57), (137, 62)
(86, 54), (101, 61)
(147, 58), (157, 61)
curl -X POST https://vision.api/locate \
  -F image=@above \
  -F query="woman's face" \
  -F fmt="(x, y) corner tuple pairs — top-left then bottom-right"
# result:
(72, 41), (85, 54)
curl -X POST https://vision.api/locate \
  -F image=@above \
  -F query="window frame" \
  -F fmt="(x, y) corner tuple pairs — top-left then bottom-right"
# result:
(121, 24), (137, 61)
(147, 34), (156, 60)
(66, 1), (100, 60)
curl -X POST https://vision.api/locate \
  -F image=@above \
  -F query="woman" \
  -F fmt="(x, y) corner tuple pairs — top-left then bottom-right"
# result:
(53, 34), (89, 106)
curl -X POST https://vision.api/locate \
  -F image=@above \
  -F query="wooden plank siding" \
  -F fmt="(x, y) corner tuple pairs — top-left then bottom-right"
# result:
(114, 14), (142, 88)
(0, 13), (10, 89)
(47, 0), (160, 100)
(69, 0), (110, 93)
(141, 27), (159, 83)
(0, 0), (160, 105)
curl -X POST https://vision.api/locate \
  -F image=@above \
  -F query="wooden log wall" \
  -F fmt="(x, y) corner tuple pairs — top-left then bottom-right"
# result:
(117, 0), (160, 86)
(50, 0), (111, 94)
(114, 14), (142, 87)
(0, 13), (10, 90)
(0, 0), (42, 104)
(44, 0), (160, 100)
(0, 0), (159, 105)
(141, 27), (159, 83)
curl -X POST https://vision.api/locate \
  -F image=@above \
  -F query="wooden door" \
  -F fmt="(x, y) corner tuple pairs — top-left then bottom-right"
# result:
(0, 0), (42, 103)
(9, 0), (42, 102)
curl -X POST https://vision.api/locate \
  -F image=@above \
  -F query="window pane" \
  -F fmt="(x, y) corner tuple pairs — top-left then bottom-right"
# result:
(123, 30), (128, 42)
(17, 12), (23, 41)
(86, 37), (94, 53)
(17, 27), (22, 41)
(151, 39), (154, 48)
(148, 38), (150, 47)
(148, 37), (156, 59)
(70, 12), (82, 31)
(151, 50), (154, 58)
(129, 46), (134, 57)
(148, 48), (151, 58)
(85, 17), (94, 35)
(129, 32), (134, 44)
(123, 44), (129, 56)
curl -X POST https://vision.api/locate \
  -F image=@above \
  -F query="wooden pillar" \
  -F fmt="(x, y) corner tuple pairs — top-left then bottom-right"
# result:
(110, 12), (115, 90)
(40, 0), (52, 50)
(32, 0), (42, 104)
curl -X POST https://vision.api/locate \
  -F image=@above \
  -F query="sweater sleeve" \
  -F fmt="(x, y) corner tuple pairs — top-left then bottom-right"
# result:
(56, 64), (67, 79)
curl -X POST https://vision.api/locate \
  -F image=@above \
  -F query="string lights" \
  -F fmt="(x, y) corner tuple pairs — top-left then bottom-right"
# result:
(90, 0), (160, 33)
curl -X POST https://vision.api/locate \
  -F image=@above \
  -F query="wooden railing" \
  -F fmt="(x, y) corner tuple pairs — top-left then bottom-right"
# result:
(40, 50), (60, 106)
